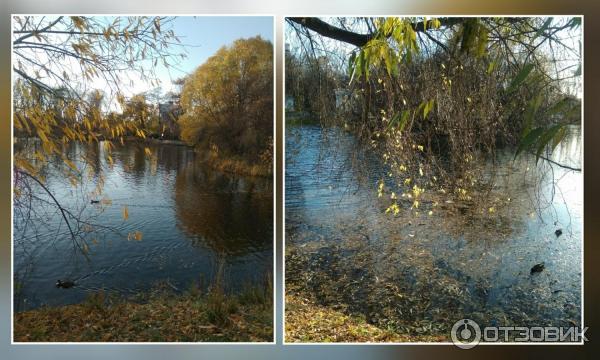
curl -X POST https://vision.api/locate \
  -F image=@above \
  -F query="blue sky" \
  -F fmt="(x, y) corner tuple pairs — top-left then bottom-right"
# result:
(79, 16), (274, 107)
(12, 15), (273, 110)
(156, 16), (274, 92)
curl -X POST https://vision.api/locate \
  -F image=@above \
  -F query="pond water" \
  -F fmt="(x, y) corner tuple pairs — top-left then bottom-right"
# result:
(285, 124), (582, 338)
(14, 142), (273, 311)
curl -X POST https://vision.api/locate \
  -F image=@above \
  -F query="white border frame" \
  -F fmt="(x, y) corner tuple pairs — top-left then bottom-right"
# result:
(282, 14), (585, 346)
(10, 13), (277, 345)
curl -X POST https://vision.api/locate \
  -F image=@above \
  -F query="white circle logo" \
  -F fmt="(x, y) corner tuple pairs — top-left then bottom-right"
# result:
(451, 319), (481, 349)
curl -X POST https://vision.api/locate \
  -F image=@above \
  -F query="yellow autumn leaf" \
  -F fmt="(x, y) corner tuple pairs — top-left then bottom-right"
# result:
(64, 158), (78, 172)
(122, 206), (129, 220)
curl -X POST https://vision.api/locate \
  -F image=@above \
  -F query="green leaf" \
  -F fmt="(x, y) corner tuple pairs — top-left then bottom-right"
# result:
(398, 110), (410, 131)
(545, 96), (580, 123)
(552, 126), (567, 150)
(347, 52), (356, 77)
(522, 95), (543, 136)
(416, 102), (425, 118)
(349, 50), (364, 84)
(534, 125), (562, 163)
(569, 17), (582, 29)
(476, 27), (489, 57)
(388, 110), (411, 131)
(423, 99), (435, 119)
(460, 19), (478, 54)
(383, 48), (394, 76)
(565, 104), (581, 121)
(363, 48), (370, 80)
(515, 127), (544, 159)
(487, 60), (497, 74)
(546, 97), (571, 115)
(533, 17), (553, 41)
(388, 112), (401, 129)
(507, 64), (534, 93)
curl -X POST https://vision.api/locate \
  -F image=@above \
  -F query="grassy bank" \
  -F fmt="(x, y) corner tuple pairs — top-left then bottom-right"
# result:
(285, 230), (456, 343)
(205, 155), (272, 177)
(14, 286), (273, 342)
(285, 295), (445, 343)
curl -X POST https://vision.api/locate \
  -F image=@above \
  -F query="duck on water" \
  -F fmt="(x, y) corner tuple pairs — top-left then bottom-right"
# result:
(530, 263), (545, 275)
(55, 280), (76, 289)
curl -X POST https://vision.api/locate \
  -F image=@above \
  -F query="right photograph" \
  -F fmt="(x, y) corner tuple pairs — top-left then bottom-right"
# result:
(284, 16), (583, 344)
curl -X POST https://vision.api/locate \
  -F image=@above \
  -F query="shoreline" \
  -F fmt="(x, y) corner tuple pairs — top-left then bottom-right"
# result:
(14, 286), (273, 342)
(202, 155), (272, 178)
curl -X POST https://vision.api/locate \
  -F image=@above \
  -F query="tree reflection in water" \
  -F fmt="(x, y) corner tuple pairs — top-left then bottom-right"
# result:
(174, 160), (273, 258)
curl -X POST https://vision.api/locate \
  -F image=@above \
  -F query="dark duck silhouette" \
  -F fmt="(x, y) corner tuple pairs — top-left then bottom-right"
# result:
(56, 280), (76, 288)
(90, 199), (100, 204)
(530, 263), (545, 275)
(555, 229), (563, 237)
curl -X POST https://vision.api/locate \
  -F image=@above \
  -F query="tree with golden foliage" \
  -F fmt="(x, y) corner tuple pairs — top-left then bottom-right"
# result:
(179, 36), (273, 174)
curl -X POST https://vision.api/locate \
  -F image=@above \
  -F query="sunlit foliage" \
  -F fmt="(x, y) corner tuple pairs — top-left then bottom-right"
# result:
(12, 16), (184, 256)
(287, 17), (581, 218)
(13, 16), (184, 182)
(179, 37), (273, 172)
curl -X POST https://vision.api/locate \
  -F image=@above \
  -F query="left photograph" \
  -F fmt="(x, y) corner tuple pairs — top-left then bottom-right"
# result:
(12, 15), (274, 342)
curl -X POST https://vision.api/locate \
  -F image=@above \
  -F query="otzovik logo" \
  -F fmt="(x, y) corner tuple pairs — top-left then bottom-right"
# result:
(451, 319), (481, 349)
(451, 319), (588, 348)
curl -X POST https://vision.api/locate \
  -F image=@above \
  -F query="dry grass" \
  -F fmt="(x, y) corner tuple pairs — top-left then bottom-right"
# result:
(206, 156), (271, 177)
(285, 295), (446, 343)
(14, 289), (273, 343)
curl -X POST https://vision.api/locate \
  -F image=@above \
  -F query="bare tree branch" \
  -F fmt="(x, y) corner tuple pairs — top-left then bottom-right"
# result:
(288, 17), (468, 47)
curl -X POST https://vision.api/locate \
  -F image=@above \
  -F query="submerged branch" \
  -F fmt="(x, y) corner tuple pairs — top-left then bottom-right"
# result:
(533, 152), (581, 172)
(16, 169), (89, 258)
